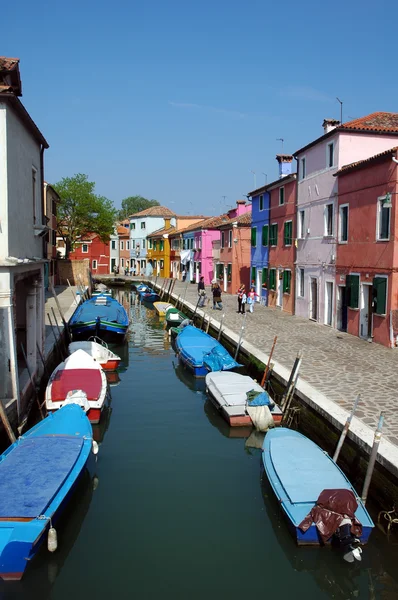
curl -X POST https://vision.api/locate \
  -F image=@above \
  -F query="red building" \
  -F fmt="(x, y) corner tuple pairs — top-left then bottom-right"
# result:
(267, 156), (297, 314)
(335, 146), (398, 347)
(118, 224), (130, 274)
(217, 209), (252, 294)
(69, 233), (110, 275)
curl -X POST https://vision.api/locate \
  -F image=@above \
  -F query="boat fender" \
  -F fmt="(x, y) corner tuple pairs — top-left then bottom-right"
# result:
(92, 440), (99, 455)
(48, 527), (58, 553)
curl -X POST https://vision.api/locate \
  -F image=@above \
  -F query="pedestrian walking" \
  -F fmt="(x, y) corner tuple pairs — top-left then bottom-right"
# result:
(182, 268), (187, 282)
(212, 281), (223, 310)
(247, 286), (259, 313)
(236, 283), (246, 313)
(197, 276), (207, 307)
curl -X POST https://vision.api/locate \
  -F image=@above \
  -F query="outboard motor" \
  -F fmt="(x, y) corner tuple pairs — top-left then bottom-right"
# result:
(333, 518), (362, 563)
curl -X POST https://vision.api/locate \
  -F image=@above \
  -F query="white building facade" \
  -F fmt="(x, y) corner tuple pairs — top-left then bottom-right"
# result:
(129, 206), (176, 276)
(0, 58), (49, 421)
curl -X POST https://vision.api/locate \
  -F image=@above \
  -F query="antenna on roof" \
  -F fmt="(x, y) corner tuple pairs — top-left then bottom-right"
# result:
(336, 97), (343, 124)
(276, 138), (284, 152)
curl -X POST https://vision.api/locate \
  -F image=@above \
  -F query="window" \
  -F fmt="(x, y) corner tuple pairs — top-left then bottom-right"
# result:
(221, 231), (225, 248)
(228, 230), (232, 248)
(32, 167), (37, 224)
(120, 241), (124, 250)
(262, 268), (268, 288)
(298, 210), (305, 239)
(82, 244), (88, 253)
(262, 225), (269, 246)
(377, 195), (391, 241)
(190, 238), (194, 249)
(300, 157), (306, 180)
(325, 203), (334, 236)
(299, 268), (305, 297)
(131, 223), (136, 230)
(284, 221), (292, 246)
(153, 240), (157, 251)
(283, 270), (291, 294)
(327, 142), (334, 168)
(339, 205), (349, 243)
(92, 259), (97, 269)
(160, 240), (164, 251)
(160, 260), (164, 269)
(199, 237), (202, 250)
(142, 239), (146, 249)
(216, 264), (223, 280)
(373, 276), (387, 315)
(127, 241), (130, 250)
(121, 258), (124, 267)
(269, 269), (276, 290)
(52, 230), (56, 246)
(251, 227), (257, 247)
(251, 267), (256, 285)
(279, 187), (285, 206)
(259, 194), (264, 211)
(347, 274), (360, 309)
(148, 239), (152, 249)
(227, 263), (232, 282)
(111, 240), (116, 250)
(270, 223), (278, 246)
(141, 222), (146, 229)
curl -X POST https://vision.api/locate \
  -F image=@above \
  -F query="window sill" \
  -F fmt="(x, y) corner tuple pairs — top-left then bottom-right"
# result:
(376, 239), (390, 243)
(323, 235), (334, 239)
(338, 240), (348, 244)
(348, 307), (359, 311)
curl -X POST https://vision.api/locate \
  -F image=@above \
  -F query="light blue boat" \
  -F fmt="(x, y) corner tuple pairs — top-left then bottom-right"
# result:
(69, 294), (129, 342)
(262, 428), (374, 546)
(175, 325), (240, 378)
(138, 287), (160, 303)
(0, 405), (95, 580)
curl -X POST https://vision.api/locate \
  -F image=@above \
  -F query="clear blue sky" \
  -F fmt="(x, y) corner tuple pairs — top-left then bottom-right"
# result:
(3, 0), (397, 216)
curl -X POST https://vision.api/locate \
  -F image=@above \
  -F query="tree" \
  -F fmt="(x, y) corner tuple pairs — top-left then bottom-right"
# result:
(118, 196), (160, 220)
(54, 173), (117, 259)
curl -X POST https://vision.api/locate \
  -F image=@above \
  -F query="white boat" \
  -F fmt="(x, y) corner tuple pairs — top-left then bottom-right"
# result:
(205, 371), (282, 429)
(45, 349), (108, 424)
(68, 340), (121, 371)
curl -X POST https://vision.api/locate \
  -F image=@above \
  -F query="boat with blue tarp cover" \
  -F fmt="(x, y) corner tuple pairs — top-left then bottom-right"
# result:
(0, 404), (95, 581)
(69, 294), (129, 342)
(175, 325), (240, 378)
(262, 428), (374, 547)
(138, 287), (160, 303)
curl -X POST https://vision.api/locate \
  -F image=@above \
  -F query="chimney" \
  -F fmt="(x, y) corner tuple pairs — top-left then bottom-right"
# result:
(164, 218), (171, 229)
(322, 118), (340, 134)
(276, 154), (293, 179)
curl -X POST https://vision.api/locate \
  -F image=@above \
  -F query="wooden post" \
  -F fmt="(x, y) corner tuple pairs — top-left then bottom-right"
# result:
(281, 351), (302, 410)
(36, 341), (49, 378)
(48, 312), (63, 360)
(361, 413), (384, 504)
(49, 283), (67, 328)
(176, 294), (181, 310)
(333, 394), (361, 462)
(200, 312), (205, 330)
(20, 343), (44, 419)
(51, 307), (68, 356)
(181, 280), (189, 308)
(260, 336), (277, 387)
(234, 312), (247, 360)
(0, 400), (16, 444)
(66, 279), (77, 305)
(206, 316), (211, 334)
(191, 296), (201, 322)
(217, 313), (225, 341)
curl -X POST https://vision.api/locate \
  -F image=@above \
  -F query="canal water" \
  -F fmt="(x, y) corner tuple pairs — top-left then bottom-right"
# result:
(2, 288), (398, 600)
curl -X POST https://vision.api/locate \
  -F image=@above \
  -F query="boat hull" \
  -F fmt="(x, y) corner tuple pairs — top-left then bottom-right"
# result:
(69, 322), (128, 343)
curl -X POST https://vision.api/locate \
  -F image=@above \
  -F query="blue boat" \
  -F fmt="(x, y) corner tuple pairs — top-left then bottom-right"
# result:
(175, 325), (240, 378)
(262, 428), (374, 546)
(69, 294), (129, 342)
(138, 287), (160, 303)
(0, 404), (95, 580)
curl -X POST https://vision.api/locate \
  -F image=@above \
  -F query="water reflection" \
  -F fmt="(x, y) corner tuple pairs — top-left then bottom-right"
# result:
(203, 398), (253, 439)
(172, 361), (206, 393)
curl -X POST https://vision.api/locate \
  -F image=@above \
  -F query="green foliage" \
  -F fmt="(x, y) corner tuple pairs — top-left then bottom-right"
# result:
(118, 196), (160, 220)
(53, 174), (116, 258)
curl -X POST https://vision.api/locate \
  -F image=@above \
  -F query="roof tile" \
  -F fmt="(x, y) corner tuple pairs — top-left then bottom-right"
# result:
(129, 205), (176, 218)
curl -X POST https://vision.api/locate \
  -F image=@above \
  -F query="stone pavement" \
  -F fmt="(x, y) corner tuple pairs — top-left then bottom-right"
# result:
(44, 285), (79, 354)
(151, 278), (398, 446)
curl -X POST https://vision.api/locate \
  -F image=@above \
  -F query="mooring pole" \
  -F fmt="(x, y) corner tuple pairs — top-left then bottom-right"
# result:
(51, 307), (68, 356)
(66, 279), (77, 305)
(234, 312), (247, 360)
(281, 351), (302, 410)
(191, 296), (201, 322)
(20, 343), (44, 419)
(261, 335), (277, 388)
(0, 400), (16, 443)
(361, 413), (384, 504)
(333, 394), (361, 462)
(181, 280), (189, 308)
(176, 294), (181, 310)
(206, 316), (211, 334)
(217, 313), (225, 341)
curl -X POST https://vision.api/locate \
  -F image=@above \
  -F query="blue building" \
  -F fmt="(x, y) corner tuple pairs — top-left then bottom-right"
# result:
(248, 186), (270, 304)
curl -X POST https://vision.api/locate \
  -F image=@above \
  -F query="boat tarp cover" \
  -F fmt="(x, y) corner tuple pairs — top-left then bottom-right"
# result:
(51, 369), (102, 400)
(299, 489), (362, 543)
(246, 390), (275, 408)
(71, 297), (128, 326)
(246, 405), (275, 432)
(203, 346), (241, 372)
(0, 436), (84, 518)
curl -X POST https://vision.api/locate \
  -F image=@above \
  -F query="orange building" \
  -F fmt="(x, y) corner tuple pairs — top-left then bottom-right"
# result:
(217, 210), (252, 294)
(118, 223), (130, 274)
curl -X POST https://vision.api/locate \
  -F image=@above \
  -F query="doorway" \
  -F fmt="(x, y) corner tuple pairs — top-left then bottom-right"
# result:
(337, 286), (348, 332)
(360, 284), (372, 339)
(325, 281), (333, 326)
(223, 265), (228, 292)
(256, 269), (262, 302)
(277, 270), (283, 308)
(310, 277), (318, 320)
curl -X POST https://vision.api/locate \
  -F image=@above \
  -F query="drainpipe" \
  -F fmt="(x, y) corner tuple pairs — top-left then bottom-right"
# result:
(40, 145), (46, 258)
(0, 290), (20, 418)
(293, 164), (299, 316)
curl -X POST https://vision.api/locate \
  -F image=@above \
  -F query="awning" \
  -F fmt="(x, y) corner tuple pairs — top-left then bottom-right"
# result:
(180, 249), (192, 265)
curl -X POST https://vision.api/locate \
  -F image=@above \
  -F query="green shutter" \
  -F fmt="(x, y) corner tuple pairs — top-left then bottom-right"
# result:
(251, 227), (257, 247)
(262, 225), (269, 246)
(283, 270), (291, 293)
(251, 267), (256, 284)
(160, 240), (164, 251)
(347, 274), (360, 309)
(262, 268), (268, 287)
(270, 224), (278, 246)
(269, 269), (276, 290)
(373, 277), (387, 315)
(284, 222), (292, 245)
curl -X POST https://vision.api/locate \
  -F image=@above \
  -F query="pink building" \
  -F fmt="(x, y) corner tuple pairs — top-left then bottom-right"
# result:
(334, 146), (398, 347)
(295, 113), (398, 329)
